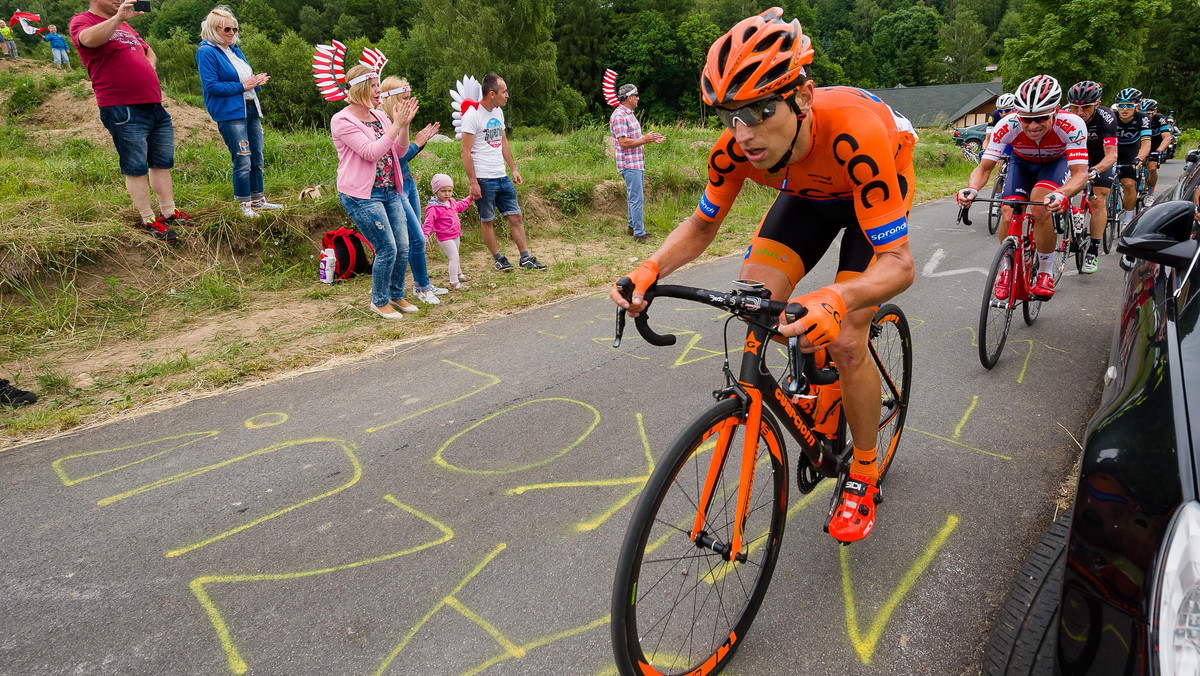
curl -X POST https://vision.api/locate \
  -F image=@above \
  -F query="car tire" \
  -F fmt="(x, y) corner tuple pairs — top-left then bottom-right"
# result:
(982, 506), (1070, 676)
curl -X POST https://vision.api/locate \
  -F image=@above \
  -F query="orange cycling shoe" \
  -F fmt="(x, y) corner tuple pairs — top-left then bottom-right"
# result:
(1030, 272), (1056, 300)
(993, 268), (1011, 301)
(827, 474), (880, 543)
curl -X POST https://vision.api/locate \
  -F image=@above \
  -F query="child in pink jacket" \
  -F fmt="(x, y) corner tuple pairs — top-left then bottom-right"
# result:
(423, 174), (474, 290)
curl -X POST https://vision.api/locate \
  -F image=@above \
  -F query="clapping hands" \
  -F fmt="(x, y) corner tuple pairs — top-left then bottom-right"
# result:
(244, 73), (270, 91)
(646, 132), (666, 144)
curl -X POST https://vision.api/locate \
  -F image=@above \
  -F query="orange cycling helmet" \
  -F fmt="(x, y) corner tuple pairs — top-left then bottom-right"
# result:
(701, 7), (814, 106)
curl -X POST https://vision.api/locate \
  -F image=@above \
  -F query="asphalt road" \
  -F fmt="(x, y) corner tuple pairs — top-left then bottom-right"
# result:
(2, 159), (1184, 676)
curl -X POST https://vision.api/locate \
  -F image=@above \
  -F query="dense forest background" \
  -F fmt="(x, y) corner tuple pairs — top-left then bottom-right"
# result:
(3, 0), (1198, 128)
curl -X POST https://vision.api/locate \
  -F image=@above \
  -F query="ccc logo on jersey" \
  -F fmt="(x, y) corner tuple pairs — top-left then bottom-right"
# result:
(832, 133), (889, 209)
(708, 135), (746, 188)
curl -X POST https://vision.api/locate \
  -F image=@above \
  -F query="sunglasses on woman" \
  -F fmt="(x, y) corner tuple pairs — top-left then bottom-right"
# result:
(715, 94), (786, 129)
(221, 26), (238, 33)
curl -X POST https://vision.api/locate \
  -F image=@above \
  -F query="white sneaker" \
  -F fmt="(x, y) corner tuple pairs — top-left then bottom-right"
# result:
(428, 285), (449, 296)
(458, 272), (470, 282)
(251, 198), (283, 210)
(415, 289), (440, 305)
(1082, 253), (1098, 274)
(240, 202), (259, 219)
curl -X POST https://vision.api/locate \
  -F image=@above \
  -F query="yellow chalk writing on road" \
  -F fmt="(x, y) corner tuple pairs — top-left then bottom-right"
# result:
(367, 360), (501, 434)
(434, 398), (600, 475)
(244, 412), (288, 429)
(841, 514), (959, 664)
(953, 396), (979, 439)
(51, 431), (219, 486)
(191, 495), (453, 674)
(507, 412), (655, 531)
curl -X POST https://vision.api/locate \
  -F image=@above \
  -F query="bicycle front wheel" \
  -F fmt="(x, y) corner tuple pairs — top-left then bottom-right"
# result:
(987, 173), (1004, 235)
(611, 398), (788, 676)
(1104, 189), (1121, 254)
(980, 241), (1016, 369)
(870, 304), (912, 482)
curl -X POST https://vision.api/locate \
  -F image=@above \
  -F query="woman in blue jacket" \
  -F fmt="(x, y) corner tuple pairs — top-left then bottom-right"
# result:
(196, 6), (281, 218)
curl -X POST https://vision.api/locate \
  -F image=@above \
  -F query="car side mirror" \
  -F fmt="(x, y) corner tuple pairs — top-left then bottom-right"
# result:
(1187, 149), (1200, 164)
(1116, 200), (1200, 268)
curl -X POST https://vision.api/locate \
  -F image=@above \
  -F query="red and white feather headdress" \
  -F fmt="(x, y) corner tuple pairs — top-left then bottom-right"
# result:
(449, 75), (483, 140)
(602, 69), (619, 107)
(311, 41), (389, 102)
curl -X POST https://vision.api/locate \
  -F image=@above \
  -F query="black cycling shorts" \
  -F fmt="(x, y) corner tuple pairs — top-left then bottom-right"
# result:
(1092, 166), (1116, 190)
(743, 182), (910, 289)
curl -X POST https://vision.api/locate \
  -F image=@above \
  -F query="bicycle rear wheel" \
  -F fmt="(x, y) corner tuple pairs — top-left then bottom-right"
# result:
(980, 241), (1016, 369)
(611, 398), (788, 676)
(867, 304), (911, 482)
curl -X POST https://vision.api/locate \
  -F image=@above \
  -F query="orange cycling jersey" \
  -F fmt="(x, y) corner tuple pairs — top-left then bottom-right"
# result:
(696, 86), (918, 253)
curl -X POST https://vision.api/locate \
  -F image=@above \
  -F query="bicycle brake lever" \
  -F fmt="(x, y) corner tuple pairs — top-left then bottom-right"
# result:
(958, 204), (972, 226)
(613, 276), (633, 348)
(614, 307), (626, 348)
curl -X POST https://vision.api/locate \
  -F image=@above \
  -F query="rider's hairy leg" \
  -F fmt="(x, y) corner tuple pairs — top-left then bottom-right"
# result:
(826, 307), (881, 484)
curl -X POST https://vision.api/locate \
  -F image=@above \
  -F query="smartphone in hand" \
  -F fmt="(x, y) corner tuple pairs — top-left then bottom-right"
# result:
(133, 0), (150, 12)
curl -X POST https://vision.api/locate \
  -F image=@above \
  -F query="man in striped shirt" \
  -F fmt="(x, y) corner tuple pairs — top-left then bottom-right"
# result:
(609, 84), (664, 242)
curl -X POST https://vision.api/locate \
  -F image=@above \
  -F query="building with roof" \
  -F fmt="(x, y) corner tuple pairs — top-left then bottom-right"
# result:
(867, 81), (1006, 128)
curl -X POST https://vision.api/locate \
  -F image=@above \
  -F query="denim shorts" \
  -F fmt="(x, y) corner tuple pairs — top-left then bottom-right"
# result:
(98, 103), (175, 176)
(477, 176), (521, 222)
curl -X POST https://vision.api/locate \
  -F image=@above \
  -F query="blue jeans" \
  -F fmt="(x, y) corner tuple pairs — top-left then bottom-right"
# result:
(476, 176), (521, 222)
(620, 168), (645, 236)
(98, 104), (175, 176)
(339, 185), (410, 307)
(400, 176), (432, 290)
(216, 104), (264, 202)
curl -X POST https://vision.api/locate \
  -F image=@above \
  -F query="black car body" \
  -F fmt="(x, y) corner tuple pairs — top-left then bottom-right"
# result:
(985, 162), (1200, 674)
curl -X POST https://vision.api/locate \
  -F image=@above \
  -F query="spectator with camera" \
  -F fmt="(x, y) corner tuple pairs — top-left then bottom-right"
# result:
(196, 5), (282, 219)
(71, 0), (193, 243)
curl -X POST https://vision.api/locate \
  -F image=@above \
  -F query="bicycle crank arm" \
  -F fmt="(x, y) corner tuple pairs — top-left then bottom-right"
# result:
(694, 531), (748, 563)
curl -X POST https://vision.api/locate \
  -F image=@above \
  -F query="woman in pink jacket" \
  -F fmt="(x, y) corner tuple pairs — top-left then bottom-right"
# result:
(423, 173), (474, 290)
(332, 64), (419, 319)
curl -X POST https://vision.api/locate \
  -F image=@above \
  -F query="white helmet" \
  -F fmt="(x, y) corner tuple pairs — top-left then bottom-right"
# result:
(1014, 75), (1061, 116)
(996, 93), (1016, 110)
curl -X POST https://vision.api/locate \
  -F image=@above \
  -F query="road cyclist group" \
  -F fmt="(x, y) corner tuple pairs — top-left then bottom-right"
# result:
(601, 5), (1183, 675)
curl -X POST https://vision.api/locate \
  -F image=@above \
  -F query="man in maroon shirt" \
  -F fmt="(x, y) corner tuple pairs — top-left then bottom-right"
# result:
(70, 0), (193, 242)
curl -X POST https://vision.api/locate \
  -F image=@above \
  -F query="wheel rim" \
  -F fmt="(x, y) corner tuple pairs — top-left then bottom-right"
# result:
(870, 306), (911, 481)
(980, 243), (1015, 368)
(617, 409), (785, 675)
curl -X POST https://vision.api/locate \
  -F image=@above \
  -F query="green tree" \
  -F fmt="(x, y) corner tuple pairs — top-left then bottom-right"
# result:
(940, 7), (991, 83)
(239, 0), (287, 40)
(554, 0), (609, 116)
(611, 10), (680, 119)
(872, 3), (942, 86)
(296, 5), (325, 45)
(850, 0), (881, 42)
(148, 0), (213, 40)
(1142, 0), (1200, 124)
(1000, 0), (1169, 89)
(827, 29), (876, 87)
(407, 0), (570, 130)
(675, 11), (723, 117)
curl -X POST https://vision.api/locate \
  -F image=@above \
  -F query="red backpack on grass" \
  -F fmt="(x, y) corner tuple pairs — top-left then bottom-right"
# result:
(321, 227), (374, 280)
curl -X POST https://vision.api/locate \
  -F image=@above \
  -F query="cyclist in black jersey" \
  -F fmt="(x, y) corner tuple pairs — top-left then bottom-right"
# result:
(1139, 98), (1172, 196)
(1112, 88), (1151, 227)
(984, 93), (1016, 160)
(1067, 81), (1117, 273)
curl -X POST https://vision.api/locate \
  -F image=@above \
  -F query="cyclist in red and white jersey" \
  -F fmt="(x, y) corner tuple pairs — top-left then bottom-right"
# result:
(957, 75), (1088, 300)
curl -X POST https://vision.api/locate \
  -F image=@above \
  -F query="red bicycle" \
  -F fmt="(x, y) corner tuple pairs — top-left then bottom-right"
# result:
(961, 197), (1069, 369)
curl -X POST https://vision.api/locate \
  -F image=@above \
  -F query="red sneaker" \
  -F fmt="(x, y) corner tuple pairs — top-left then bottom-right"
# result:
(163, 209), (195, 227)
(992, 268), (1011, 301)
(142, 216), (178, 243)
(827, 474), (879, 543)
(1030, 272), (1056, 300)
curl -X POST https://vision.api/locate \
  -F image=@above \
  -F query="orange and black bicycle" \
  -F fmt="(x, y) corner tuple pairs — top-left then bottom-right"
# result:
(609, 278), (912, 676)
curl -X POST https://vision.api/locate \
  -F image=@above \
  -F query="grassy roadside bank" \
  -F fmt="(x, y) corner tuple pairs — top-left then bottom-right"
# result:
(1, 65), (979, 448)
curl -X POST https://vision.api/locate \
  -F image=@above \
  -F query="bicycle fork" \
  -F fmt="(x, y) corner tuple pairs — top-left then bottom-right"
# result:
(690, 389), (765, 563)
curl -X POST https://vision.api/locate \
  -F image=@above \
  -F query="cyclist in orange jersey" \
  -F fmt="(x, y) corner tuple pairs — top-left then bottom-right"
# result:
(610, 7), (917, 544)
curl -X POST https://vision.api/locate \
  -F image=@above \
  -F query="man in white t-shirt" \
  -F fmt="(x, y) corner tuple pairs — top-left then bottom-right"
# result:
(460, 73), (546, 272)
